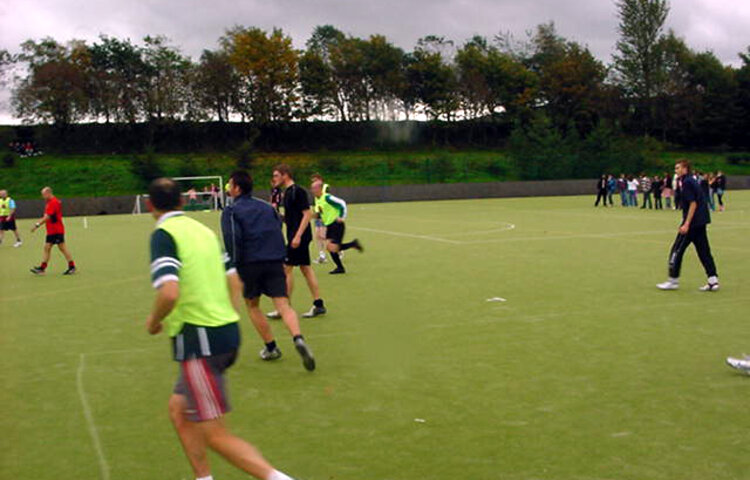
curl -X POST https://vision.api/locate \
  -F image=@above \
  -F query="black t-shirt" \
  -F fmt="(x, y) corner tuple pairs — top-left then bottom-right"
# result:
(680, 175), (711, 228)
(282, 183), (312, 243)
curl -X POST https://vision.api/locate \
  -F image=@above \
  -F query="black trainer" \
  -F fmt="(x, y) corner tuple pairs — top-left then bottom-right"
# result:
(63, 266), (77, 275)
(30, 266), (46, 275)
(329, 267), (346, 275)
(353, 239), (364, 252)
(302, 305), (327, 318)
(294, 338), (316, 371)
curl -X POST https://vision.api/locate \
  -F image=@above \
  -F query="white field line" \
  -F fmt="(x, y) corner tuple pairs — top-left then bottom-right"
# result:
(347, 226), (464, 244)
(76, 353), (111, 480)
(348, 224), (750, 246)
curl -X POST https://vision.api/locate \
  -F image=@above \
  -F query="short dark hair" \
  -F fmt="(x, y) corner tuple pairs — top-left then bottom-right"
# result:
(273, 163), (293, 179)
(148, 178), (182, 211)
(675, 158), (691, 171)
(230, 170), (253, 195)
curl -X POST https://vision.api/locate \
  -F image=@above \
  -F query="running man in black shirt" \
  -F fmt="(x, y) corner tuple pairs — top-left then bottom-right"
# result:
(657, 159), (719, 291)
(267, 164), (326, 319)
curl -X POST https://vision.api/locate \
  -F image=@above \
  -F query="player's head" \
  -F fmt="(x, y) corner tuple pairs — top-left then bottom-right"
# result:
(0, 190), (6, 199)
(229, 170), (253, 198)
(311, 179), (324, 197)
(675, 159), (691, 176)
(147, 178), (182, 217)
(41, 187), (53, 200)
(311, 173), (324, 183)
(272, 164), (293, 187)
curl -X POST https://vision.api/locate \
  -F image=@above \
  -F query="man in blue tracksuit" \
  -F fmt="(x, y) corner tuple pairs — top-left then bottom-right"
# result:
(221, 170), (315, 371)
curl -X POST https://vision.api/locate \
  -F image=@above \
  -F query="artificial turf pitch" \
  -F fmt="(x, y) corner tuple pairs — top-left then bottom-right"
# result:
(2, 193), (750, 480)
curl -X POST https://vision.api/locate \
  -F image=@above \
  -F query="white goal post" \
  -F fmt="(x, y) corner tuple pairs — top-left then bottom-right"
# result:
(133, 176), (225, 214)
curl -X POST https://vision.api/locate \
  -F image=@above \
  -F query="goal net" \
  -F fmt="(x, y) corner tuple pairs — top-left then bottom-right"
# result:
(133, 176), (225, 214)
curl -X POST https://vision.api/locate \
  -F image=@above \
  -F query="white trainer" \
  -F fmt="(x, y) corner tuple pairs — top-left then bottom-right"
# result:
(656, 280), (679, 290)
(699, 283), (720, 292)
(266, 310), (281, 319)
(726, 355), (750, 374)
(13, 241), (22, 247)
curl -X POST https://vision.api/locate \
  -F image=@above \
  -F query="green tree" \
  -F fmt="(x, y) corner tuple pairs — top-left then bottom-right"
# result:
(13, 38), (90, 126)
(406, 36), (458, 120)
(613, 0), (671, 135)
(735, 48), (750, 148)
(141, 36), (191, 121)
(192, 49), (237, 122)
(222, 26), (299, 123)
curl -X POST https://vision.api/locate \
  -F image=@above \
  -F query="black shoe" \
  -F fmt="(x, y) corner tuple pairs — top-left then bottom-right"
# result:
(30, 266), (46, 275)
(329, 267), (346, 275)
(294, 339), (316, 371)
(302, 305), (327, 318)
(63, 266), (77, 275)
(353, 239), (364, 252)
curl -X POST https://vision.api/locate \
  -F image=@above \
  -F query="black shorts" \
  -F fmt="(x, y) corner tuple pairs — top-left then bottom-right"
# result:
(326, 222), (345, 244)
(284, 240), (311, 266)
(46, 234), (65, 244)
(1, 219), (16, 231)
(237, 261), (287, 299)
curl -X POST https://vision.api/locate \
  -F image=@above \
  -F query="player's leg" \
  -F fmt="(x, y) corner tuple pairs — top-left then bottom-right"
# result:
(299, 265), (326, 318)
(658, 233), (692, 289)
(272, 296), (315, 371)
(57, 242), (76, 274)
(199, 418), (296, 480)
(168, 394), (212, 478)
(247, 297), (281, 360)
(691, 226), (719, 290)
(266, 262), (293, 320)
(31, 242), (53, 274)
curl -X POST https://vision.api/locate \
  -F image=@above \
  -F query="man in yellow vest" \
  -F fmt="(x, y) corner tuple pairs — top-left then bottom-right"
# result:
(0, 190), (22, 247)
(310, 180), (363, 274)
(144, 178), (300, 480)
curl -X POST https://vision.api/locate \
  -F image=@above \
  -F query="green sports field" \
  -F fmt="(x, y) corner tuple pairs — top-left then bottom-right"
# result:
(2, 192), (750, 480)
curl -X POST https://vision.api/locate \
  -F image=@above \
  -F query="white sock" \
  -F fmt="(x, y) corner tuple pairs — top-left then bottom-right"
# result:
(708, 276), (718, 284)
(669, 277), (679, 283)
(196, 476), (214, 480)
(267, 469), (295, 480)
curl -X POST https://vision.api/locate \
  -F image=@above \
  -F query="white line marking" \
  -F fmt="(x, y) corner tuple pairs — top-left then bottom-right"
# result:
(486, 297), (507, 302)
(348, 226), (463, 244)
(77, 354), (111, 480)
(437, 223), (516, 237)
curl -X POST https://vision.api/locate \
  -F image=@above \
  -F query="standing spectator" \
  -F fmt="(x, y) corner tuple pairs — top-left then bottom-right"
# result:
(698, 172), (714, 212)
(714, 170), (727, 211)
(652, 175), (663, 210)
(606, 174), (616, 207)
(627, 176), (639, 207)
(617, 174), (628, 207)
(640, 174), (653, 209)
(662, 172), (673, 209)
(594, 175), (608, 207)
(673, 172), (682, 210)
(708, 173), (718, 212)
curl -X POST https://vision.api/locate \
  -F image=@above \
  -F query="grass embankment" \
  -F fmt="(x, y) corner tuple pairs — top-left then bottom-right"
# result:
(1, 149), (748, 199)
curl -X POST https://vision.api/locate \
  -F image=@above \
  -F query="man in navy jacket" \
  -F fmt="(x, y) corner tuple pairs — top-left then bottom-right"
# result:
(221, 170), (315, 371)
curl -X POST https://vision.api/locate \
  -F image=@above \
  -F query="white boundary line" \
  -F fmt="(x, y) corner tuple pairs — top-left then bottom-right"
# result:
(347, 226), (464, 244)
(76, 353), (111, 480)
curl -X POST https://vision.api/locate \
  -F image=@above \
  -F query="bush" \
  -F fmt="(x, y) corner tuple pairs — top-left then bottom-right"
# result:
(3, 153), (16, 168)
(486, 159), (507, 178)
(130, 148), (164, 187)
(726, 154), (750, 165)
(179, 156), (201, 178)
(428, 154), (455, 182)
(235, 140), (255, 170)
(318, 157), (342, 174)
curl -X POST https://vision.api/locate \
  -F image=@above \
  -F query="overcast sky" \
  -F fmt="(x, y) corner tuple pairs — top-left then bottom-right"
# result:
(1, 0), (749, 123)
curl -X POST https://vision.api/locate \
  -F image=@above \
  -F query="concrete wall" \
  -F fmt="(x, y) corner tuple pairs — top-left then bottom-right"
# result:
(13, 175), (750, 218)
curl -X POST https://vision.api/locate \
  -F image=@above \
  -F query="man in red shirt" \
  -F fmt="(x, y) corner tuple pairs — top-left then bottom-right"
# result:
(30, 187), (76, 275)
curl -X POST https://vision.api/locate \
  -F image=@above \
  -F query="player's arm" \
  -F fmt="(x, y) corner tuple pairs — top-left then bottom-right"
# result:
(30, 214), (49, 233)
(220, 208), (244, 314)
(293, 208), (312, 246)
(679, 201), (697, 234)
(147, 229), (182, 335)
(326, 195), (348, 223)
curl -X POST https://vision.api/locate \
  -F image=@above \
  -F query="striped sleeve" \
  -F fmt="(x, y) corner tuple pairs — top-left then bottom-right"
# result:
(325, 194), (347, 220)
(150, 229), (181, 289)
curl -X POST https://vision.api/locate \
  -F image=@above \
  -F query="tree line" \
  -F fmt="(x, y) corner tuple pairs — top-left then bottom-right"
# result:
(2, 0), (750, 149)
